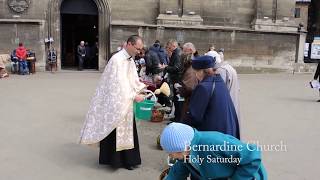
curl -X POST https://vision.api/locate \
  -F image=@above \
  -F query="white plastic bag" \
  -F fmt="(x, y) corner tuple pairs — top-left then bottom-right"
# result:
(310, 80), (320, 89)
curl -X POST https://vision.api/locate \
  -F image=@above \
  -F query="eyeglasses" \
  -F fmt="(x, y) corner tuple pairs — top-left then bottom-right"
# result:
(133, 45), (143, 52)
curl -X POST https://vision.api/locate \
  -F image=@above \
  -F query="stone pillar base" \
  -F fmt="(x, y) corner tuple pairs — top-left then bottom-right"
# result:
(157, 14), (203, 26)
(253, 18), (298, 32)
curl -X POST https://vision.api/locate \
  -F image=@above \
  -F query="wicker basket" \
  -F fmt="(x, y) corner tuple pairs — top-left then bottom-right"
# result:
(159, 167), (170, 180)
(151, 109), (164, 122)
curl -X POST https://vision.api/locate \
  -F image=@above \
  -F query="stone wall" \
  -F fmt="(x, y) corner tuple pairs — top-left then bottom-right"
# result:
(277, 0), (296, 20)
(199, 0), (256, 28)
(111, 26), (297, 70)
(109, 0), (159, 24)
(295, 3), (309, 29)
(0, 21), (47, 71)
(0, 0), (302, 72)
(0, 0), (49, 71)
(0, 0), (49, 19)
(257, 0), (296, 20)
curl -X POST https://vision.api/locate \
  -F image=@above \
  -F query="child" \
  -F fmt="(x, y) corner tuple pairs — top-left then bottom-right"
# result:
(160, 123), (267, 180)
(138, 58), (149, 81)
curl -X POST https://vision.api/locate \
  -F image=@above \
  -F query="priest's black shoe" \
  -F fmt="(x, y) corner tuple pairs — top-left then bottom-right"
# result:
(125, 166), (134, 170)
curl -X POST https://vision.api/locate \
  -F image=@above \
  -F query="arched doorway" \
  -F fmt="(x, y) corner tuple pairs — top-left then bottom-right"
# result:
(61, 0), (98, 69)
(47, 0), (110, 71)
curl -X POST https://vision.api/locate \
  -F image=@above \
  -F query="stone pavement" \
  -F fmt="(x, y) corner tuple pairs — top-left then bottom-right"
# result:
(0, 72), (318, 180)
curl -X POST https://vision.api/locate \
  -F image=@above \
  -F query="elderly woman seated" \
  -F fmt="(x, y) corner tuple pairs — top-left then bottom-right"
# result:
(0, 54), (10, 78)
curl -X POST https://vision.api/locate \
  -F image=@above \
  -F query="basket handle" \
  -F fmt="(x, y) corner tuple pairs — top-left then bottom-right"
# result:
(143, 89), (157, 102)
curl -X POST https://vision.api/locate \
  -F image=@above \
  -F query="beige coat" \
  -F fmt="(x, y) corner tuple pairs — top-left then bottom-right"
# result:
(217, 62), (241, 130)
(0, 54), (10, 69)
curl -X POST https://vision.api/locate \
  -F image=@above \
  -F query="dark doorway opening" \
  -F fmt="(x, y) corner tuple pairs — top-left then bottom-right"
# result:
(307, 0), (320, 42)
(303, 0), (320, 63)
(60, 0), (99, 70)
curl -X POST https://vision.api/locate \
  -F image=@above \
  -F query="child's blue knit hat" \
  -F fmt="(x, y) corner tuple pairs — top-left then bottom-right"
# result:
(160, 123), (195, 153)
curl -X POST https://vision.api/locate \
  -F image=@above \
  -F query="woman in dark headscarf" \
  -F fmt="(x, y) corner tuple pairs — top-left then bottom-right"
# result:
(183, 55), (240, 139)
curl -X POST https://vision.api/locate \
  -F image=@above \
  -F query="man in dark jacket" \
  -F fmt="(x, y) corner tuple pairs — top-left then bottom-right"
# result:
(153, 40), (169, 65)
(77, 41), (86, 70)
(314, 62), (320, 102)
(163, 39), (182, 84)
(158, 46), (169, 65)
(10, 49), (19, 73)
(145, 46), (162, 76)
(162, 39), (183, 122)
(84, 42), (91, 69)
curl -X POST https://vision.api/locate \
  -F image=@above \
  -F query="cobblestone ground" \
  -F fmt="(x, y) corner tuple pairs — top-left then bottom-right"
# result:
(0, 72), (318, 180)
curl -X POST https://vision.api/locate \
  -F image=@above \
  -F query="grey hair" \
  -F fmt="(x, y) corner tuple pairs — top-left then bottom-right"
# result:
(183, 42), (196, 53)
(167, 39), (178, 47)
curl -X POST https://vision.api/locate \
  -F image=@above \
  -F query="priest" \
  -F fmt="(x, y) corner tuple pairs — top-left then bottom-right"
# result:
(79, 35), (146, 170)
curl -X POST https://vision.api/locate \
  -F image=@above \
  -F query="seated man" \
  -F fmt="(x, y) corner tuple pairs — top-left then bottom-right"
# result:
(10, 49), (19, 73)
(160, 123), (267, 180)
(16, 43), (29, 75)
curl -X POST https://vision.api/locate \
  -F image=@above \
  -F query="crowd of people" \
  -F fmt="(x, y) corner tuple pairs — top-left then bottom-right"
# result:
(9, 43), (29, 75)
(132, 39), (241, 127)
(0, 42), (36, 77)
(79, 35), (267, 179)
(3, 35), (318, 178)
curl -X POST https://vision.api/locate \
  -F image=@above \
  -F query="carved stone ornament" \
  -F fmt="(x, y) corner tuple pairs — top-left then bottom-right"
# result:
(7, 0), (31, 13)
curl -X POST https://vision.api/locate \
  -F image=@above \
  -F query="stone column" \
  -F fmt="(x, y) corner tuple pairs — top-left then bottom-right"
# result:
(157, 0), (179, 25)
(276, 0), (296, 21)
(253, 0), (274, 30)
(157, 0), (203, 26)
(297, 32), (307, 63)
(253, 0), (297, 32)
(183, 0), (201, 16)
(159, 0), (179, 15)
(256, 0), (273, 19)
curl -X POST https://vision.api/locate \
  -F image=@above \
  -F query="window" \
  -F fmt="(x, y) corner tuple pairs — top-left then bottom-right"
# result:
(295, 8), (301, 18)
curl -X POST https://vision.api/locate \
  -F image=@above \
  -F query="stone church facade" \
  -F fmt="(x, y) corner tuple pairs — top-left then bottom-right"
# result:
(0, 0), (306, 71)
